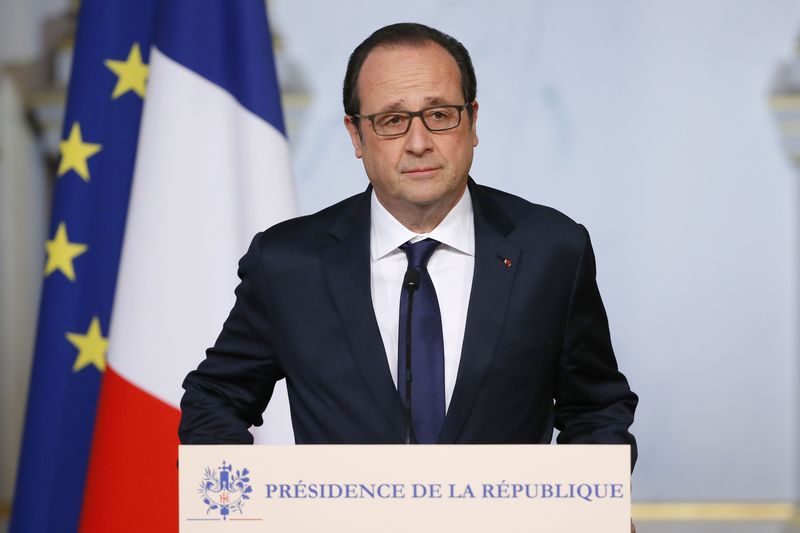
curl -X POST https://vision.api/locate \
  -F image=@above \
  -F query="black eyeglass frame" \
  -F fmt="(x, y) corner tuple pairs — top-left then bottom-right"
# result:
(352, 103), (472, 136)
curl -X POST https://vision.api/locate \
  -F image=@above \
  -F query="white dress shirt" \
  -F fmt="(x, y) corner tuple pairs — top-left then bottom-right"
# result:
(369, 189), (475, 411)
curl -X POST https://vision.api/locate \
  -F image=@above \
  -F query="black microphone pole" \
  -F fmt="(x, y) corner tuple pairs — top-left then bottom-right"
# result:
(402, 268), (421, 445)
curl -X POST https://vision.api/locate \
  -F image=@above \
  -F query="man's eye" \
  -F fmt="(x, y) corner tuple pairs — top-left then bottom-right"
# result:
(378, 114), (405, 126)
(427, 109), (451, 121)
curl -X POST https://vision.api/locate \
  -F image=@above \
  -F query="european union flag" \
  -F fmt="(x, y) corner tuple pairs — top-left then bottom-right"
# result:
(11, 1), (158, 531)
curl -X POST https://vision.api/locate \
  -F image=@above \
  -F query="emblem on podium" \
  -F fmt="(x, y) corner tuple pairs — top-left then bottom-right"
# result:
(198, 461), (253, 519)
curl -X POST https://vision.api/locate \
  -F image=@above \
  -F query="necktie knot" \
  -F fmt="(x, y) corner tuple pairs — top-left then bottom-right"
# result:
(400, 238), (440, 269)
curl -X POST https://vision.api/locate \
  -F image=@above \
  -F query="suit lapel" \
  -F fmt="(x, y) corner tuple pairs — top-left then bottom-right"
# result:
(438, 181), (520, 443)
(322, 190), (406, 441)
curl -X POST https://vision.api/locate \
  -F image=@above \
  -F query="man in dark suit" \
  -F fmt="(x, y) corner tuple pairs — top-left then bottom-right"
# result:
(179, 23), (636, 461)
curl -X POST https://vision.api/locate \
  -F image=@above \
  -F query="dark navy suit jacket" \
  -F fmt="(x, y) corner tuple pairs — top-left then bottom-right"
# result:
(179, 179), (637, 463)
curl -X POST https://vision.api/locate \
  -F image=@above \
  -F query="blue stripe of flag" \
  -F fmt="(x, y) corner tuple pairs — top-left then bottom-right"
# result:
(153, 0), (287, 135)
(11, 1), (157, 531)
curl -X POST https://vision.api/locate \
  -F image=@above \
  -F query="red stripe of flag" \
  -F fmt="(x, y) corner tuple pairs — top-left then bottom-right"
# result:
(80, 365), (180, 531)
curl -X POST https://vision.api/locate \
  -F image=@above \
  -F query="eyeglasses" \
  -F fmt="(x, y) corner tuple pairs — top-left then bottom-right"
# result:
(353, 103), (471, 136)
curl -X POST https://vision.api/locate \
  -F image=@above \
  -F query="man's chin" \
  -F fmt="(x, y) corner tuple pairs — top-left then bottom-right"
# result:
(403, 186), (465, 212)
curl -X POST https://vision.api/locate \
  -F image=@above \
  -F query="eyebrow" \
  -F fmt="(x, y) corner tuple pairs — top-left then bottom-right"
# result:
(374, 96), (452, 114)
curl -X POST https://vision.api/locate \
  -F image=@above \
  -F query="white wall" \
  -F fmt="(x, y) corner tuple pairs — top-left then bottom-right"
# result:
(270, 0), (800, 501)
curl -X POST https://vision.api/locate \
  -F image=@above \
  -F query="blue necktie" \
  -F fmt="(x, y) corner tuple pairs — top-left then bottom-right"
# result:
(398, 238), (445, 444)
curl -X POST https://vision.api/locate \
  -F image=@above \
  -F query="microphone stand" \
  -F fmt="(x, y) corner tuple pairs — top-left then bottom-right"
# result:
(402, 269), (420, 445)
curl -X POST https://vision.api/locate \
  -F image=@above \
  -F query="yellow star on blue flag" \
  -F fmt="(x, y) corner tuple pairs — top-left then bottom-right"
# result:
(44, 222), (88, 281)
(66, 317), (108, 372)
(58, 122), (102, 181)
(105, 42), (149, 99)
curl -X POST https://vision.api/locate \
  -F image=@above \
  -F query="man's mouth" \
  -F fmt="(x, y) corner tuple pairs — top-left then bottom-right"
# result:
(402, 166), (440, 176)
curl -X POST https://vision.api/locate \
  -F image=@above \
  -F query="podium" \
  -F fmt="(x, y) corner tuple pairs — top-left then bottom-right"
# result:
(179, 444), (630, 532)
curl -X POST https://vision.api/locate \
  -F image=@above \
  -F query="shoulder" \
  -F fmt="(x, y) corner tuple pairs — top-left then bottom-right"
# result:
(270, 189), (366, 236)
(472, 183), (588, 249)
(250, 189), (367, 250)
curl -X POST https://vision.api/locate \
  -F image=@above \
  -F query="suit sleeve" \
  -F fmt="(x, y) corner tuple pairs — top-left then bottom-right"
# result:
(179, 233), (285, 444)
(554, 225), (638, 467)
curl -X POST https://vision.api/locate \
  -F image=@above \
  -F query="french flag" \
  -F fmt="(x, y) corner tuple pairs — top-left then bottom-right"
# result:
(12, 1), (295, 531)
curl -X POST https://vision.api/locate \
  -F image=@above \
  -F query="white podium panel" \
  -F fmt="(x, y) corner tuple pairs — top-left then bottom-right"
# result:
(179, 444), (630, 532)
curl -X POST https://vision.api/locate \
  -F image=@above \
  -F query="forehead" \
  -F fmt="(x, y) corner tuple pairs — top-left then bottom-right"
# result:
(357, 43), (463, 113)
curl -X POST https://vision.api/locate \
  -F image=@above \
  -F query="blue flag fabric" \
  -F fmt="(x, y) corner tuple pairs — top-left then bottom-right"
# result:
(10, 1), (157, 531)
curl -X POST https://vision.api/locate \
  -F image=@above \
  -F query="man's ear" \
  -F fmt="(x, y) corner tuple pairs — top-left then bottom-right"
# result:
(470, 101), (479, 147)
(344, 116), (363, 159)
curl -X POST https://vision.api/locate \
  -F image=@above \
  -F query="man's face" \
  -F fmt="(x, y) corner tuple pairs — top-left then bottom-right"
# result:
(345, 43), (478, 220)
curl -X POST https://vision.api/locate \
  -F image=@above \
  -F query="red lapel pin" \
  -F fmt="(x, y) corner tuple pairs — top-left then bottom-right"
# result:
(503, 258), (512, 268)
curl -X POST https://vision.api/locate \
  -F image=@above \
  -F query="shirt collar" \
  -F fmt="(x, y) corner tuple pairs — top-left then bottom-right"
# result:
(370, 187), (475, 261)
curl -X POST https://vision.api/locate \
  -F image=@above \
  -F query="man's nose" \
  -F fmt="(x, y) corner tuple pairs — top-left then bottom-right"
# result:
(403, 115), (433, 155)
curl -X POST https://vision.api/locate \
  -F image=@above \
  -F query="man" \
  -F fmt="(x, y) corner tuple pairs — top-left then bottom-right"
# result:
(179, 23), (636, 458)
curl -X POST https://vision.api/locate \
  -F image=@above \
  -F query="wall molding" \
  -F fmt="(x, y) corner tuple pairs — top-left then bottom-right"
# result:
(632, 503), (797, 522)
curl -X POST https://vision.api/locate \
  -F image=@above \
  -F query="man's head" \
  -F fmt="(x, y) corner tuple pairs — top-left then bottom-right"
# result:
(343, 23), (479, 230)
(343, 23), (477, 121)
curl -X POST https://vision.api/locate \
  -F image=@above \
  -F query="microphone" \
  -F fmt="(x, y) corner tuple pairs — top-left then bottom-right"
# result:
(402, 268), (420, 445)
(403, 268), (420, 290)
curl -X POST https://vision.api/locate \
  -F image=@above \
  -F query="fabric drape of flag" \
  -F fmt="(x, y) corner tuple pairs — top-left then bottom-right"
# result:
(11, 1), (156, 530)
(12, 1), (296, 531)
